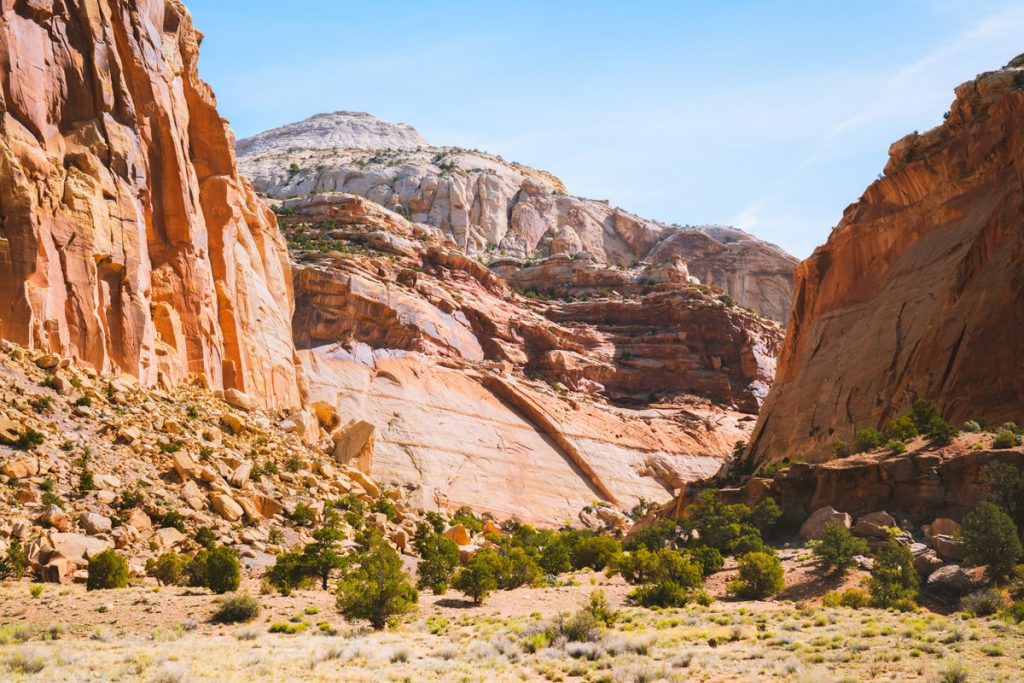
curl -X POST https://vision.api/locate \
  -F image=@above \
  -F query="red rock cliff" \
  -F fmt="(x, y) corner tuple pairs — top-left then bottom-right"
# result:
(0, 0), (301, 408)
(747, 58), (1024, 466)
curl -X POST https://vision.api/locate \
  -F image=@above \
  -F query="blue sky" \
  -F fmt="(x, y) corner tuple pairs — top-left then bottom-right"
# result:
(188, 1), (1024, 257)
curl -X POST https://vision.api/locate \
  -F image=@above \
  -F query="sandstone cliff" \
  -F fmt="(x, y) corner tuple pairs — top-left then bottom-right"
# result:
(746, 58), (1024, 466)
(0, 0), (302, 409)
(237, 112), (797, 321)
(278, 193), (777, 521)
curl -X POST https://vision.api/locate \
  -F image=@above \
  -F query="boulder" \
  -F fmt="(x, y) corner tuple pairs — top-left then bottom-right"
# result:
(224, 389), (253, 411)
(35, 353), (60, 369)
(390, 528), (409, 552)
(124, 508), (152, 532)
(251, 493), (284, 519)
(220, 412), (245, 435)
(48, 532), (111, 566)
(79, 512), (112, 536)
(211, 494), (244, 522)
(923, 518), (961, 541)
(235, 495), (262, 521)
(926, 564), (986, 597)
(482, 520), (502, 536)
(0, 417), (23, 446)
(116, 426), (142, 444)
(799, 506), (852, 541)
(345, 468), (380, 498)
(37, 504), (69, 531)
(172, 451), (201, 480)
(2, 458), (38, 479)
(41, 557), (71, 583)
(444, 524), (472, 546)
(311, 401), (341, 430)
(153, 527), (186, 548)
(852, 511), (896, 539)
(913, 548), (944, 577)
(932, 534), (967, 561)
(332, 420), (375, 472)
(229, 462), (253, 488)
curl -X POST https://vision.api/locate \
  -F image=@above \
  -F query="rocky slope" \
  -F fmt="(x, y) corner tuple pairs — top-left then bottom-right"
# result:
(237, 112), (797, 322)
(746, 57), (1024, 466)
(277, 193), (780, 521)
(0, 0), (301, 410)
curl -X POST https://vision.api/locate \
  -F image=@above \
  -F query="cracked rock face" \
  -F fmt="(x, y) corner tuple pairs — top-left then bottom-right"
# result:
(0, 0), (302, 409)
(746, 58), (1024, 466)
(237, 113), (797, 321)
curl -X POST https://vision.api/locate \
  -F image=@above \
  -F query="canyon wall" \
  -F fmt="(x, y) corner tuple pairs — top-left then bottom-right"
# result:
(0, 0), (302, 409)
(746, 58), (1024, 467)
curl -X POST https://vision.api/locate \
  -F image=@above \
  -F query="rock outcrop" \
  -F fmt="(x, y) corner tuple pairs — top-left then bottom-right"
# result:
(0, 0), (301, 409)
(237, 112), (796, 321)
(746, 58), (1024, 466)
(279, 193), (774, 521)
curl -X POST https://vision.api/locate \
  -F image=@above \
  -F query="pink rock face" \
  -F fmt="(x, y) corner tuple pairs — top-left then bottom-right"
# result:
(746, 59), (1024, 466)
(0, 0), (301, 409)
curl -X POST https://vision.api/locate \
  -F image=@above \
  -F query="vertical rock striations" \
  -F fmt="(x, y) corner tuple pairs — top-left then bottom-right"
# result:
(746, 58), (1024, 467)
(0, 0), (301, 408)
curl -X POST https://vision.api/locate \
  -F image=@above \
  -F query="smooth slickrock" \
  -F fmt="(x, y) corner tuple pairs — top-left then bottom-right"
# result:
(238, 113), (796, 320)
(0, 0), (301, 409)
(746, 58), (1024, 466)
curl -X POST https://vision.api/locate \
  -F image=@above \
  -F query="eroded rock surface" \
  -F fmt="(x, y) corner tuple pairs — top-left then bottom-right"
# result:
(238, 113), (796, 321)
(0, 0), (301, 409)
(746, 59), (1024, 465)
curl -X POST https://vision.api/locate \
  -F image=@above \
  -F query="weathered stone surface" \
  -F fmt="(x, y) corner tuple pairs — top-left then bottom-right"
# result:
(238, 114), (795, 320)
(923, 518), (962, 541)
(852, 511), (897, 539)
(799, 506), (851, 541)
(153, 527), (186, 548)
(2, 457), (37, 478)
(932, 534), (967, 561)
(443, 524), (472, 546)
(747, 59), (1024, 465)
(331, 420), (376, 472)
(37, 505), (69, 531)
(124, 509), (152, 532)
(0, 417), (23, 445)
(926, 564), (985, 597)
(0, 0), (301, 409)
(79, 512), (112, 536)
(211, 494), (244, 522)
(48, 532), (111, 566)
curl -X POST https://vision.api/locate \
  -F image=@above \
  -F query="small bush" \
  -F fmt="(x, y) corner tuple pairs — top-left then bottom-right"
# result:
(854, 428), (883, 453)
(415, 531), (459, 594)
(290, 503), (315, 526)
(160, 510), (187, 533)
(869, 537), (918, 609)
(886, 416), (918, 441)
(821, 587), (869, 608)
(962, 420), (982, 433)
(584, 589), (617, 626)
(539, 537), (572, 575)
(961, 501), (1022, 581)
(960, 589), (1005, 617)
(630, 579), (691, 608)
(336, 533), (417, 629)
(212, 593), (261, 623)
(205, 546), (241, 594)
(570, 535), (622, 571)
(811, 521), (868, 578)
(87, 549), (129, 590)
(728, 551), (784, 599)
(625, 519), (678, 551)
(887, 439), (907, 454)
(453, 549), (499, 605)
(194, 527), (217, 549)
(992, 429), (1022, 449)
(17, 429), (44, 450)
(1002, 598), (1024, 624)
(0, 539), (27, 580)
(939, 660), (969, 683)
(145, 553), (185, 586)
(546, 609), (601, 643)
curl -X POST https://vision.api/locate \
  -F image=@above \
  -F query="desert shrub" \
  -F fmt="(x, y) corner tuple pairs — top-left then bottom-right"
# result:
(17, 429), (44, 450)
(684, 490), (769, 557)
(546, 608), (602, 643)
(911, 399), (941, 431)
(630, 579), (691, 608)
(625, 519), (678, 551)
(212, 593), (261, 623)
(961, 588), (1006, 616)
(265, 550), (310, 596)
(203, 546), (241, 594)
(453, 549), (499, 605)
(961, 501), (1022, 581)
(422, 511), (447, 533)
(570, 534), (621, 571)
(451, 505), (484, 533)
(0, 539), (27, 580)
(822, 587), (869, 608)
(538, 536), (573, 575)
(195, 527), (217, 550)
(290, 503), (315, 526)
(750, 497), (783, 535)
(869, 537), (918, 609)
(939, 661), (970, 683)
(371, 496), (398, 521)
(854, 428), (883, 453)
(414, 530), (459, 594)
(302, 522), (347, 589)
(886, 416), (918, 441)
(493, 546), (543, 590)
(78, 468), (95, 494)
(688, 545), (724, 576)
(962, 420), (982, 433)
(336, 533), (417, 629)
(610, 548), (659, 584)
(887, 439), (907, 454)
(1002, 598), (1024, 624)
(982, 462), (1024, 529)
(87, 549), (128, 590)
(584, 589), (617, 626)
(160, 510), (187, 533)
(145, 553), (185, 586)
(992, 429), (1022, 449)
(832, 439), (849, 458)
(727, 551), (784, 599)
(811, 521), (868, 577)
